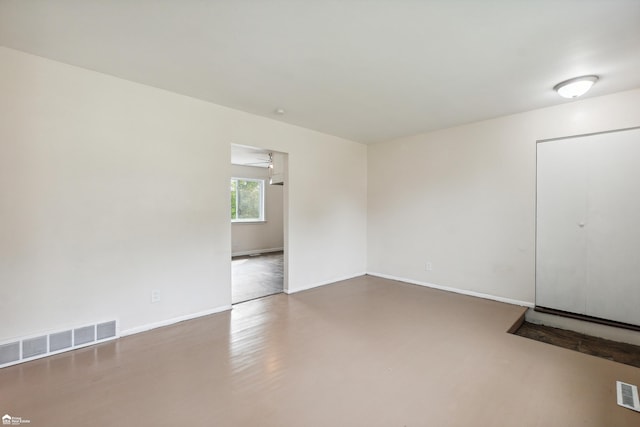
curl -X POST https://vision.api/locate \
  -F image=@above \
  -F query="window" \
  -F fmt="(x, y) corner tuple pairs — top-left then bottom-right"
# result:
(230, 178), (265, 222)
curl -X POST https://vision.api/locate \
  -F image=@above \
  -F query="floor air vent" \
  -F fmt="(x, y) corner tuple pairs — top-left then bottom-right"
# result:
(0, 320), (117, 369)
(616, 381), (640, 412)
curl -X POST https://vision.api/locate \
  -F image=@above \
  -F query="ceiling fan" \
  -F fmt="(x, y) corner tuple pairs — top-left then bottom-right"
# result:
(243, 152), (273, 168)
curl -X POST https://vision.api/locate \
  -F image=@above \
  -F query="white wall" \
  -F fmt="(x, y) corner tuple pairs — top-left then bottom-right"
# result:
(231, 164), (284, 255)
(368, 88), (640, 305)
(0, 47), (367, 341)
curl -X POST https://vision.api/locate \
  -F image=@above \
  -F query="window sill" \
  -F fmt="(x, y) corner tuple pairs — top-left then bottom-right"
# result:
(231, 220), (267, 225)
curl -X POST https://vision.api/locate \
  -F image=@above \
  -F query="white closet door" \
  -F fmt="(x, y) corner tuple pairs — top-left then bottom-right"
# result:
(536, 139), (589, 314)
(536, 127), (640, 327)
(583, 131), (640, 325)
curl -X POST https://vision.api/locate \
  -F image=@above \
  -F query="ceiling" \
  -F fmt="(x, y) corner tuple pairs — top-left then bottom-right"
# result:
(1, 1), (639, 144)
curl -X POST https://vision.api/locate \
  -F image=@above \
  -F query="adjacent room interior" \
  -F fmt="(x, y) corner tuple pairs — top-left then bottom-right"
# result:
(1, 1), (640, 426)
(230, 145), (286, 304)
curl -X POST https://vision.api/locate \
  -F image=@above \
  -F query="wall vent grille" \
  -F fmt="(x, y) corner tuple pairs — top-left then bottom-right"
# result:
(617, 381), (640, 412)
(0, 342), (20, 365)
(49, 330), (73, 352)
(22, 336), (47, 359)
(0, 320), (117, 369)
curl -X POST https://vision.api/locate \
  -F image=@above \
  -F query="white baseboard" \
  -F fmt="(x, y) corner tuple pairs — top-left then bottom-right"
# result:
(232, 247), (283, 257)
(120, 305), (232, 337)
(285, 272), (367, 294)
(367, 272), (534, 308)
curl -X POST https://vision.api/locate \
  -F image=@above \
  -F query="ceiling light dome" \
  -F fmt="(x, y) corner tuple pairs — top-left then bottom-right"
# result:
(554, 75), (599, 99)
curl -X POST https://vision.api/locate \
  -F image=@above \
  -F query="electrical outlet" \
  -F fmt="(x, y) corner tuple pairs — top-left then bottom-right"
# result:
(151, 289), (161, 303)
(425, 262), (433, 271)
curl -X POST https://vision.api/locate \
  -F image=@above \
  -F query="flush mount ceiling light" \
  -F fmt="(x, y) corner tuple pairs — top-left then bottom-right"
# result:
(554, 75), (599, 99)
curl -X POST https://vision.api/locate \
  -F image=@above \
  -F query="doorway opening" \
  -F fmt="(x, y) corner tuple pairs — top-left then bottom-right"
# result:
(230, 144), (288, 304)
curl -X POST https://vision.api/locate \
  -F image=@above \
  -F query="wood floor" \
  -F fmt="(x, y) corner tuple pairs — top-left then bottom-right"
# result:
(231, 251), (284, 304)
(515, 321), (640, 369)
(2, 275), (639, 426)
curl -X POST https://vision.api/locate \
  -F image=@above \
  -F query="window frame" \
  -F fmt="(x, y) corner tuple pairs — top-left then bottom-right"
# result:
(230, 177), (266, 223)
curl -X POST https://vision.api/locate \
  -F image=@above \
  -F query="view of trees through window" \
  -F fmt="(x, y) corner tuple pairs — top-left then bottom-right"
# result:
(230, 178), (264, 221)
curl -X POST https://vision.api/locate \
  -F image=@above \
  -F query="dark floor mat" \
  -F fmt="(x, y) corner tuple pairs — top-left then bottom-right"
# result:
(514, 321), (640, 368)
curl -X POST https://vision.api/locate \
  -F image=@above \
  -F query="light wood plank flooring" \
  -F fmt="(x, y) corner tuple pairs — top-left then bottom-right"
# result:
(2, 275), (639, 426)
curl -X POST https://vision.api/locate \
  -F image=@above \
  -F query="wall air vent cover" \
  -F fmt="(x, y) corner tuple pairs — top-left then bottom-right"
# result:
(616, 381), (640, 412)
(0, 320), (117, 369)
